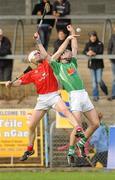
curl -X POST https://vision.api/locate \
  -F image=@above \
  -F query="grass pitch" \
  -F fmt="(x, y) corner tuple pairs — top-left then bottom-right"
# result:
(0, 171), (115, 180)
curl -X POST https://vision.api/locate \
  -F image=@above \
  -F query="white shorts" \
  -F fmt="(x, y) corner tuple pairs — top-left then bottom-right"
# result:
(34, 91), (61, 110)
(69, 89), (94, 112)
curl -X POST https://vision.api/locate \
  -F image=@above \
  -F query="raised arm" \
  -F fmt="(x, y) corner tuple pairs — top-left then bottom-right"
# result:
(52, 35), (77, 60)
(67, 25), (78, 57)
(33, 32), (51, 60)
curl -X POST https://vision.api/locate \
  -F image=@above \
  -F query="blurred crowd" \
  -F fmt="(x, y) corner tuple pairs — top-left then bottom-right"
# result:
(0, 0), (115, 101)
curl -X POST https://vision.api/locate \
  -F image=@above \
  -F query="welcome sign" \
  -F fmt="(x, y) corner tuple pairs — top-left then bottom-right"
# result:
(0, 109), (37, 157)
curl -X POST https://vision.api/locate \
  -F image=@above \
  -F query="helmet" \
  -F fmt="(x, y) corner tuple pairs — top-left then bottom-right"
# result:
(28, 50), (40, 62)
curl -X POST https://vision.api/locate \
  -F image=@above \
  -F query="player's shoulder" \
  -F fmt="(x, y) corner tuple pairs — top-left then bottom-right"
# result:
(70, 57), (77, 65)
(71, 57), (77, 61)
(51, 59), (60, 64)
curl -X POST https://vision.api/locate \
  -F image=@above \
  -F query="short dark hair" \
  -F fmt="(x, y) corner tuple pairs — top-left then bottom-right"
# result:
(88, 31), (97, 37)
(57, 28), (69, 36)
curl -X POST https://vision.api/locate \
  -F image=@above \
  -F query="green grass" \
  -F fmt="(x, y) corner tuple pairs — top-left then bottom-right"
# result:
(0, 171), (115, 180)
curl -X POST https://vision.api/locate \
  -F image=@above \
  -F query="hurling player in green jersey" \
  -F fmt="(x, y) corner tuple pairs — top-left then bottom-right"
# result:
(51, 25), (100, 158)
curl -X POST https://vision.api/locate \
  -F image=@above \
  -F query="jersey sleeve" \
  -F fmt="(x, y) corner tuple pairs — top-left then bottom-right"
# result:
(50, 60), (60, 76)
(19, 71), (34, 85)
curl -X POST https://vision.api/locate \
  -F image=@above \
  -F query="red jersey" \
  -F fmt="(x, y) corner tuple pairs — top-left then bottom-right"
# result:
(20, 60), (58, 94)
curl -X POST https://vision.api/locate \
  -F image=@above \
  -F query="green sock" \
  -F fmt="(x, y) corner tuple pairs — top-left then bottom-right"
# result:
(68, 146), (75, 156)
(69, 145), (75, 150)
(83, 136), (88, 142)
(77, 137), (88, 147)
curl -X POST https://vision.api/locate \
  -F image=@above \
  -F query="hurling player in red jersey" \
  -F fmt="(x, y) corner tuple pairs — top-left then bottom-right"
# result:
(5, 34), (84, 161)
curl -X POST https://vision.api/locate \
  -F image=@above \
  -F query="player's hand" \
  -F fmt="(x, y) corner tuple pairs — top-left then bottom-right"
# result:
(33, 32), (40, 40)
(67, 34), (79, 40)
(5, 81), (12, 88)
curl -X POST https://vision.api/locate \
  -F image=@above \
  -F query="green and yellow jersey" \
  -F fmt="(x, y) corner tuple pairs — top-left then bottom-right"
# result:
(51, 57), (84, 92)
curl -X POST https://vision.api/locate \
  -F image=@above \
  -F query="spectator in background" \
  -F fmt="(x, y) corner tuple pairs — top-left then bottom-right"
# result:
(32, 0), (55, 50)
(0, 28), (13, 81)
(107, 29), (115, 100)
(83, 31), (108, 101)
(53, 0), (71, 32)
(53, 28), (71, 53)
(90, 112), (109, 167)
